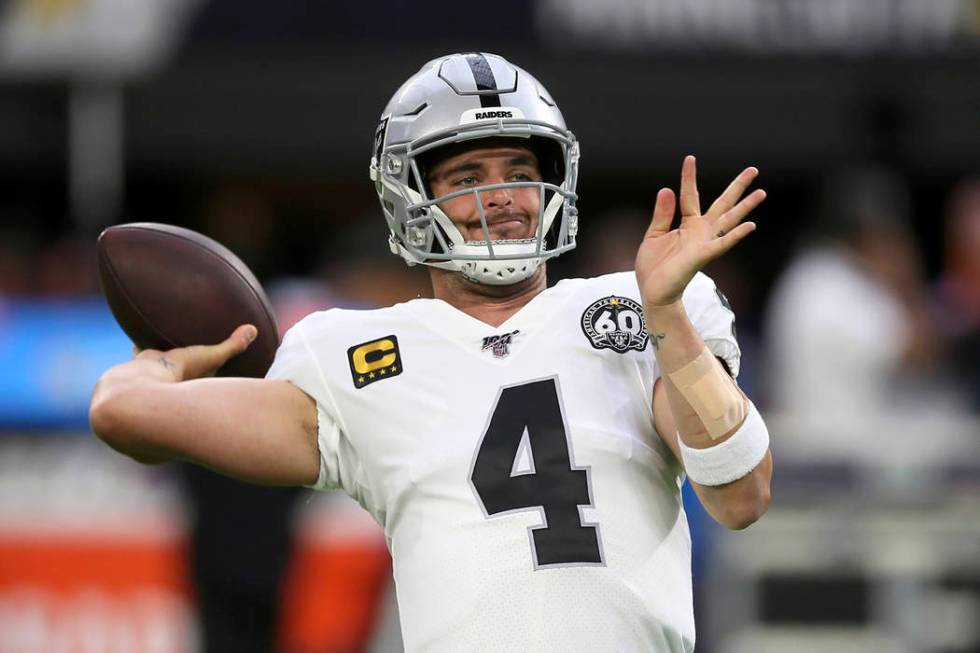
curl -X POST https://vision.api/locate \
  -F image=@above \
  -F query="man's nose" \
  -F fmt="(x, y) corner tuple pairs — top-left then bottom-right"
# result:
(481, 184), (512, 209)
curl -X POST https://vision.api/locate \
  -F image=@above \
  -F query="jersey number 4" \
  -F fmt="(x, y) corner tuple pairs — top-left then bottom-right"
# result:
(470, 378), (604, 567)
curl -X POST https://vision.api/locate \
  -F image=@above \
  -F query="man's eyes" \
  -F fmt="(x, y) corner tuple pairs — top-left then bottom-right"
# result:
(452, 171), (537, 187)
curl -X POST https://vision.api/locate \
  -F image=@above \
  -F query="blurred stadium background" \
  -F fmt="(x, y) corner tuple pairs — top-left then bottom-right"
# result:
(1, 1), (979, 652)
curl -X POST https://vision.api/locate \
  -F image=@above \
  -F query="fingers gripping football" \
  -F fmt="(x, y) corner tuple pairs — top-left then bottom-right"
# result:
(135, 324), (258, 382)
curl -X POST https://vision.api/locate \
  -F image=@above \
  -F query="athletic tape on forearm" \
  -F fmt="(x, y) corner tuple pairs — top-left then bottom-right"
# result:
(667, 346), (747, 440)
(678, 401), (769, 486)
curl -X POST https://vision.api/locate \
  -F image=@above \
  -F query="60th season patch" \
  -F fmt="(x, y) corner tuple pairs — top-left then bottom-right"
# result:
(348, 334), (402, 389)
(581, 296), (649, 353)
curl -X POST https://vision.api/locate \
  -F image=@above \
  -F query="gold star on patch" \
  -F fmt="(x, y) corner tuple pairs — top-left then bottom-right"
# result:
(609, 297), (619, 305)
(379, 368), (387, 375)
(358, 376), (365, 383)
(391, 365), (398, 372)
(369, 372), (376, 379)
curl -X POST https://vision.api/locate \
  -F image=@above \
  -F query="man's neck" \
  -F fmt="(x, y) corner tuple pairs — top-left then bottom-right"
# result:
(429, 266), (547, 328)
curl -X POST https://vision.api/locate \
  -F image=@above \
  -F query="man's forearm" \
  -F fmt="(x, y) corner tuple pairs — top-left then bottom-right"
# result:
(645, 301), (734, 449)
(645, 300), (772, 529)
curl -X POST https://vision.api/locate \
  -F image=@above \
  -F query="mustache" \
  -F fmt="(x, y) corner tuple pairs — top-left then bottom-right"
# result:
(466, 209), (530, 229)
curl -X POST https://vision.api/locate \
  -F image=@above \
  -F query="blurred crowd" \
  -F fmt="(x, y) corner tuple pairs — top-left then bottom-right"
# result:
(762, 169), (980, 495)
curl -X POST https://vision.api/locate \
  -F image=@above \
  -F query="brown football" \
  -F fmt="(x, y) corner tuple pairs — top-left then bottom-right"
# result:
(97, 222), (280, 378)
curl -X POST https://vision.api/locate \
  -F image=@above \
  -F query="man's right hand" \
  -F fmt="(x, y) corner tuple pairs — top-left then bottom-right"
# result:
(132, 324), (258, 382)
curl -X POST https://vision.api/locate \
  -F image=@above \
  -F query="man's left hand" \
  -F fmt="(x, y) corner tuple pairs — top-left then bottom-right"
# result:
(636, 156), (766, 309)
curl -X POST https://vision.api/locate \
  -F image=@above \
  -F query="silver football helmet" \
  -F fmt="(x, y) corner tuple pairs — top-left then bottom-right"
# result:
(370, 52), (580, 285)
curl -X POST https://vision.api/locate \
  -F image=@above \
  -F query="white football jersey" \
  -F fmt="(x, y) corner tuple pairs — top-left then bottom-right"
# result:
(266, 271), (739, 653)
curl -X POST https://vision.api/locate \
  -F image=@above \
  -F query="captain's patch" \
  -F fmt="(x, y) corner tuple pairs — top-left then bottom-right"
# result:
(581, 296), (648, 353)
(348, 335), (402, 389)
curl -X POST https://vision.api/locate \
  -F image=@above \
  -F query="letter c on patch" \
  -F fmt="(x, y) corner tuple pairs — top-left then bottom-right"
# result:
(352, 339), (397, 374)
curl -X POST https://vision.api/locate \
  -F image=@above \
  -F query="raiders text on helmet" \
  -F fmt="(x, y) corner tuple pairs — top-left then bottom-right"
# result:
(370, 53), (580, 285)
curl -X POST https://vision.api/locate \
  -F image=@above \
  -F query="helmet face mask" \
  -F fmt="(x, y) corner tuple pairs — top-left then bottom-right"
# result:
(370, 53), (580, 285)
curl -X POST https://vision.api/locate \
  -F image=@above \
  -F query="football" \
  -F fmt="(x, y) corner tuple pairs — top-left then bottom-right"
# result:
(97, 222), (280, 378)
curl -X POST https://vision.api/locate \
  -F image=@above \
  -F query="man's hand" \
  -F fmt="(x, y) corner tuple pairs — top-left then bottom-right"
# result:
(132, 324), (258, 383)
(636, 156), (766, 309)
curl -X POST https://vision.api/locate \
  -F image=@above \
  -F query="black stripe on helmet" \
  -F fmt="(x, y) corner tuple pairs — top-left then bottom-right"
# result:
(463, 53), (501, 108)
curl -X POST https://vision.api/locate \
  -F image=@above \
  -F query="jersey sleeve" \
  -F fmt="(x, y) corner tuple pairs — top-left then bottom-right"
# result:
(265, 315), (352, 493)
(681, 272), (742, 378)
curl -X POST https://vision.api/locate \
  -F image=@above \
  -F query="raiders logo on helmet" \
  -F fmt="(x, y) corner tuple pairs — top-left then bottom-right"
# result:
(581, 296), (649, 353)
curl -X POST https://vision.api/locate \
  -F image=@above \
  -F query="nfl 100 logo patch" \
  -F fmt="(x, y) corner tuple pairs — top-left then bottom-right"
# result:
(581, 296), (649, 353)
(481, 330), (521, 359)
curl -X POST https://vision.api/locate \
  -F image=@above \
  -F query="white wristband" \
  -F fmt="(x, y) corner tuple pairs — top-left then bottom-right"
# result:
(678, 400), (769, 486)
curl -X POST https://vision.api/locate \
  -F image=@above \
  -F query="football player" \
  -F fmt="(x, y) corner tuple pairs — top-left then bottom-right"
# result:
(90, 53), (772, 652)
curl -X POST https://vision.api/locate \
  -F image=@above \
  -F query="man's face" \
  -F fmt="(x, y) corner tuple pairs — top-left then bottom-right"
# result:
(427, 144), (543, 242)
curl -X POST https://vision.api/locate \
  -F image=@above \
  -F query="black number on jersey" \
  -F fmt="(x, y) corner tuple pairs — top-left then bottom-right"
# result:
(470, 378), (603, 567)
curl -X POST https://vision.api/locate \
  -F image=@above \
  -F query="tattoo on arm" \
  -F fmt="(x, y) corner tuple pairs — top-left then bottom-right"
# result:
(651, 333), (666, 350)
(157, 356), (176, 372)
